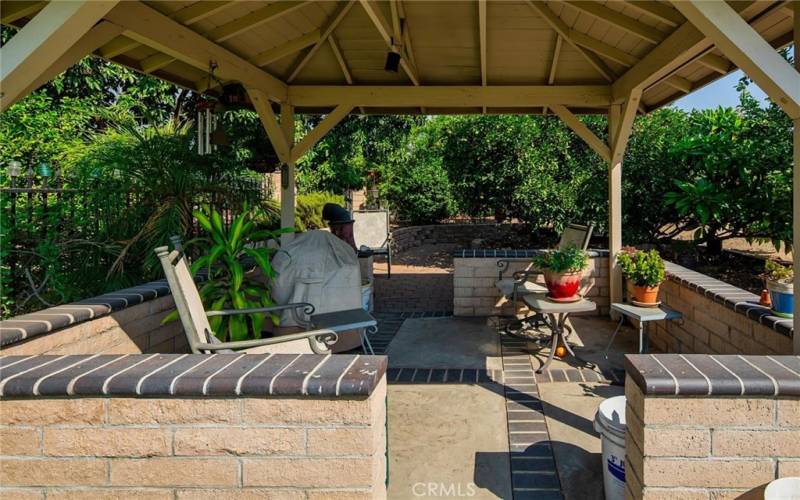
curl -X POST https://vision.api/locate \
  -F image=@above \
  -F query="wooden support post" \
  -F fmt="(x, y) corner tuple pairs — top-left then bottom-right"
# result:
(280, 103), (296, 244)
(793, 1), (799, 354)
(608, 104), (623, 310)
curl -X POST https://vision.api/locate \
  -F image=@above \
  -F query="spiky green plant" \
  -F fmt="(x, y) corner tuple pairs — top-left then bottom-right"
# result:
(165, 204), (292, 341)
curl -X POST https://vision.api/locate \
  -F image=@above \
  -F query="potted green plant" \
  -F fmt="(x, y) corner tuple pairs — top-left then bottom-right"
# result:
(616, 249), (665, 306)
(533, 245), (589, 301)
(763, 260), (793, 318)
(164, 204), (291, 341)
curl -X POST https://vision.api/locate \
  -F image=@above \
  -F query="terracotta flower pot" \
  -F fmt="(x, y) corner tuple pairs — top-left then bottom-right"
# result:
(543, 270), (582, 299)
(633, 284), (660, 304)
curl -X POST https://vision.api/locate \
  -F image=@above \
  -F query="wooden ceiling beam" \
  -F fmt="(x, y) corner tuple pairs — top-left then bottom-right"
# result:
(105, 1), (287, 101)
(97, 2), (235, 69)
(207, 1), (311, 43)
(173, 1), (234, 25)
(359, 0), (420, 85)
(569, 28), (639, 67)
(563, 1), (665, 44)
(1, 1), (120, 111)
(623, 1), (685, 27)
(329, 36), (353, 85)
(288, 85), (611, 108)
(1, 1), (46, 24)
(288, 0), (355, 83)
(671, 0), (800, 119)
(526, 1), (615, 82)
(252, 30), (321, 67)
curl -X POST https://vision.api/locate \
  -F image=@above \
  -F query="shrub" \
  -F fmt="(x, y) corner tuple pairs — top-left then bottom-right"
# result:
(296, 192), (346, 231)
(379, 126), (455, 224)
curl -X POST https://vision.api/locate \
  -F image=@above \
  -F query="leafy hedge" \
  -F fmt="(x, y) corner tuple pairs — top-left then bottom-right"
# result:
(298, 82), (792, 252)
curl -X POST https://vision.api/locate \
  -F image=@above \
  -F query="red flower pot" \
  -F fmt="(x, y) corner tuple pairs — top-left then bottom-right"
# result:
(543, 270), (582, 299)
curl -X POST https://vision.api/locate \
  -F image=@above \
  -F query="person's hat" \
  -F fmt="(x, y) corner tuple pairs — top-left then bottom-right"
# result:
(322, 203), (354, 225)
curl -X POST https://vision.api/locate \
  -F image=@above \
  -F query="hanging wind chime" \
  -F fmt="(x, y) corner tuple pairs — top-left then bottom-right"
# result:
(196, 61), (229, 155)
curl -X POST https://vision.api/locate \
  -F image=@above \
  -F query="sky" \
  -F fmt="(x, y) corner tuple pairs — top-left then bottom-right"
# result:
(671, 46), (792, 111)
(671, 70), (769, 111)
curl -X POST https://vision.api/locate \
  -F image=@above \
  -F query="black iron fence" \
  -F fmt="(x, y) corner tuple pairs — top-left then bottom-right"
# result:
(0, 165), (272, 318)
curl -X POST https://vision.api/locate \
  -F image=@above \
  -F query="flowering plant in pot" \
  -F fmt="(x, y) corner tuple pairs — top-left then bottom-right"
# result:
(533, 245), (589, 301)
(763, 260), (793, 318)
(616, 249), (665, 305)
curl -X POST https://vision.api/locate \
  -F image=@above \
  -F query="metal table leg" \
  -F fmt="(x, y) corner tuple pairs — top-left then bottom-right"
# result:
(537, 313), (566, 373)
(603, 316), (625, 359)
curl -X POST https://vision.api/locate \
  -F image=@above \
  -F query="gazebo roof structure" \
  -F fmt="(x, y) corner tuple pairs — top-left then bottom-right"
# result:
(0, 1), (794, 115)
(1, 0), (798, 354)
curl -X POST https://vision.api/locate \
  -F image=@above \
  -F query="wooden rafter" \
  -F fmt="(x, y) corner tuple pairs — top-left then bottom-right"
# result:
(359, 0), (420, 85)
(329, 36), (353, 84)
(662, 74), (692, 94)
(173, 1), (233, 25)
(623, 1), (685, 28)
(526, 1), (615, 82)
(1, 1), (120, 111)
(98, 36), (140, 58)
(252, 30), (321, 67)
(542, 34), (563, 115)
(568, 28), (639, 67)
(479, 0), (487, 86)
(1, 1), (46, 24)
(98, 2), (235, 66)
(697, 53), (730, 74)
(671, 0), (800, 119)
(207, 1), (311, 43)
(290, 105), (354, 162)
(104, 1), (286, 101)
(140, 53), (175, 74)
(563, 1), (665, 44)
(287, 0), (355, 83)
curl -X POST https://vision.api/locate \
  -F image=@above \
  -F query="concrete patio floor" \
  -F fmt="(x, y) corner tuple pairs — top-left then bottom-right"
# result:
(379, 313), (641, 500)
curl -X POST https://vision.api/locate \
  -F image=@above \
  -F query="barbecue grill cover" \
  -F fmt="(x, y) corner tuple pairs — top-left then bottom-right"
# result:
(271, 230), (362, 327)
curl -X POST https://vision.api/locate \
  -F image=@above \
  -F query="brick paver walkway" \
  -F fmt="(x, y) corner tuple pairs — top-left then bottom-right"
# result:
(373, 262), (453, 313)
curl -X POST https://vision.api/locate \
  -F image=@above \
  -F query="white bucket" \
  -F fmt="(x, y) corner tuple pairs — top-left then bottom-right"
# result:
(765, 477), (800, 500)
(361, 279), (373, 312)
(594, 395), (627, 500)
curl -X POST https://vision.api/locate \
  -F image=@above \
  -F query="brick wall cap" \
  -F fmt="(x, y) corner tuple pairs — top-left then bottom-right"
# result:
(452, 248), (610, 258)
(625, 354), (800, 396)
(0, 354), (387, 398)
(664, 261), (793, 339)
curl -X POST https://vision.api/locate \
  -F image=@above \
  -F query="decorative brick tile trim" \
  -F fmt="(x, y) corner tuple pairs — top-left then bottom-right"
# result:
(665, 261), (793, 339)
(0, 279), (176, 347)
(0, 354), (387, 398)
(532, 366), (623, 385)
(386, 367), (503, 384)
(625, 354), (800, 396)
(452, 248), (610, 259)
(499, 334), (563, 500)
